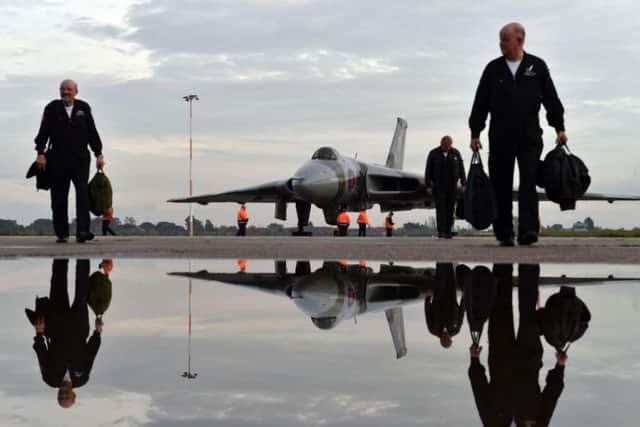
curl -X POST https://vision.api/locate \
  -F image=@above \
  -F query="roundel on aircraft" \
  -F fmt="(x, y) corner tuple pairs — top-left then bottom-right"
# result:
(347, 169), (356, 192)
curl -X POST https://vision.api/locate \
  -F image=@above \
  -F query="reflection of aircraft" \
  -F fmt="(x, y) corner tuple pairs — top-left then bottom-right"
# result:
(168, 118), (640, 234)
(169, 261), (636, 359)
(170, 261), (437, 359)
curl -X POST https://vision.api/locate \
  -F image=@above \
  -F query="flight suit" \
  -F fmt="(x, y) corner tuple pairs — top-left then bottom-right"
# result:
(34, 99), (102, 240)
(469, 52), (564, 241)
(425, 147), (466, 237)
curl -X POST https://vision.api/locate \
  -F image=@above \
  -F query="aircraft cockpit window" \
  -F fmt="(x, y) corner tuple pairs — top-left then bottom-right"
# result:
(312, 147), (338, 160)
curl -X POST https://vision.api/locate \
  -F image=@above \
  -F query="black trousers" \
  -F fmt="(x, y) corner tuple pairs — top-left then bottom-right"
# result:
(434, 188), (456, 235)
(488, 139), (542, 240)
(358, 223), (367, 237)
(49, 157), (90, 238)
(102, 220), (116, 236)
(337, 224), (349, 236)
(49, 259), (90, 340)
(237, 222), (247, 236)
(386, 228), (393, 237)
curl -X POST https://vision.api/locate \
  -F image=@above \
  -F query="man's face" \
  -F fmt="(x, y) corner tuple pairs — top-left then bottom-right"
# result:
(441, 140), (452, 152)
(500, 29), (522, 59)
(57, 381), (76, 408)
(59, 81), (77, 105)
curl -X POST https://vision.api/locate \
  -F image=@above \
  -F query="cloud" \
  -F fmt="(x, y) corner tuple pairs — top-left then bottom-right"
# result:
(0, 389), (159, 427)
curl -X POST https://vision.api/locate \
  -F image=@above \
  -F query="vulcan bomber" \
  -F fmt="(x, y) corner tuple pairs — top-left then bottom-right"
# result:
(169, 260), (637, 359)
(168, 118), (640, 235)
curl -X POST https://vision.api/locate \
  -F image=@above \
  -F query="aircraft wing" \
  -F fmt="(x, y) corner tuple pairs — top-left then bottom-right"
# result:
(168, 270), (293, 295)
(167, 179), (296, 204)
(518, 190), (640, 203)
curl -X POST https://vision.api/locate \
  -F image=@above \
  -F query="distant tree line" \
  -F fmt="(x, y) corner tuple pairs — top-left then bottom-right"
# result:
(1, 216), (442, 236)
(4, 215), (633, 236)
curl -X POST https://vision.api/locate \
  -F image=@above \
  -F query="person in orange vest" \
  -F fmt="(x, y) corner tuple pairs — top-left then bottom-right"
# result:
(237, 259), (247, 273)
(385, 211), (394, 237)
(336, 208), (351, 236)
(236, 203), (249, 236)
(101, 207), (116, 236)
(99, 259), (113, 275)
(356, 210), (369, 237)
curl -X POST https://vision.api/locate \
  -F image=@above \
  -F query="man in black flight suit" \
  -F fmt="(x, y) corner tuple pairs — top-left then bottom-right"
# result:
(425, 135), (466, 238)
(31, 259), (103, 408)
(34, 79), (105, 243)
(469, 22), (567, 246)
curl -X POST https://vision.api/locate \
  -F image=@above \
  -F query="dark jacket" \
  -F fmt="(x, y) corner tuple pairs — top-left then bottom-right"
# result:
(469, 52), (564, 142)
(425, 147), (466, 190)
(34, 99), (102, 159)
(33, 330), (101, 388)
(425, 263), (465, 337)
(469, 359), (564, 427)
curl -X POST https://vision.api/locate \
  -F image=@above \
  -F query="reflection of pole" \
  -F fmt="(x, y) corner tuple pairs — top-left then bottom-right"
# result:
(182, 260), (197, 379)
(182, 94), (199, 237)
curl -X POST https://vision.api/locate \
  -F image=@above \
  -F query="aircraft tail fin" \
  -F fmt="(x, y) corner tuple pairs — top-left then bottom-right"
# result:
(385, 307), (407, 359)
(385, 117), (408, 170)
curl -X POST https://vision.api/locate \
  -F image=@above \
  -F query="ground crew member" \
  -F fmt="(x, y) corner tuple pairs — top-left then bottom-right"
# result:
(469, 22), (567, 246)
(384, 212), (394, 237)
(356, 210), (369, 237)
(99, 259), (113, 275)
(101, 207), (116, 236)
(237, 259), (247, 272)
(236, 203), (248, 236)
(34, 79), (105, 243)
(426, 135), (466, 239)
(336, 208), (350, 236)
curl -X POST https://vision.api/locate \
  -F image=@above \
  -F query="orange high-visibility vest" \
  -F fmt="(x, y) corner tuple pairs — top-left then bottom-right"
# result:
(101, 259), (113, 274)
(385, 214), (394, 229)
(356, 210), (369, 225)
(337, 211), (351, 225)
(102, 207), (114, 221)
(237, 259), (247, 271)
(237, 207), (248, 222)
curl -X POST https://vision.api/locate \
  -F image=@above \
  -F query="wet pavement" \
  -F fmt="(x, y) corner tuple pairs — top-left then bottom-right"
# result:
(1, 258), (640, 426)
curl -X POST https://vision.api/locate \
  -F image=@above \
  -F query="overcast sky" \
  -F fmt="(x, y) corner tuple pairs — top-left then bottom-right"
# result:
(2, 0), (639, 228)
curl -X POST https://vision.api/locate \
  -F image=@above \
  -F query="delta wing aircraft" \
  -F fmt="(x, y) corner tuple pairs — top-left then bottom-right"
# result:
(168, 118), (640, 234)
(170, 260), (638, 359)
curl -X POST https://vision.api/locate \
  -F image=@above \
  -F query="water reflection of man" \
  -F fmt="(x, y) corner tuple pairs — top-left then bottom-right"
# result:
(468, 264), (565, 426)
(425, 263), (465, 348)
(31, 259), (103, 408)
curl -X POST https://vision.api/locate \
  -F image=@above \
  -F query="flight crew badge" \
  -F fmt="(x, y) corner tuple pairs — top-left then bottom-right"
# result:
(76, 110), (86, 117)
(524, 65), (536, 76)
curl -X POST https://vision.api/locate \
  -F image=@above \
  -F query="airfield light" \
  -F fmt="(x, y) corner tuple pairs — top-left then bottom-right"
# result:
(182, 94), (199, 237)
(182, 260), (197, 380)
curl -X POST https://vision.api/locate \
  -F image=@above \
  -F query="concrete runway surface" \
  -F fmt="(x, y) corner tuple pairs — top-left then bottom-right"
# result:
(1, 236), (639, 263)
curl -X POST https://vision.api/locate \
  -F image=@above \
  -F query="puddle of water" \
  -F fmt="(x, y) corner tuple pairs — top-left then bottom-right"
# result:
(1, 258), (639, 426)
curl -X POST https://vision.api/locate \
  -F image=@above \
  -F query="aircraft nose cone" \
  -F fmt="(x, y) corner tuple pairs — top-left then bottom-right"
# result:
(292, 162), (339, 207)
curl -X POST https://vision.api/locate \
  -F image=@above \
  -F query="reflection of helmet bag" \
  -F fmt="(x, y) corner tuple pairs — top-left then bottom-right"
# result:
(88, 271), (112, 317)
(89, 170), (113, 216)
(542, 286), (591, 352)
(464, 266), (497, 342)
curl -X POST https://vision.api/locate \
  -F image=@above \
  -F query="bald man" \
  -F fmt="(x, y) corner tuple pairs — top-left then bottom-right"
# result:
(469, 23), (567, 247)
(34, 79), (105, 243)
